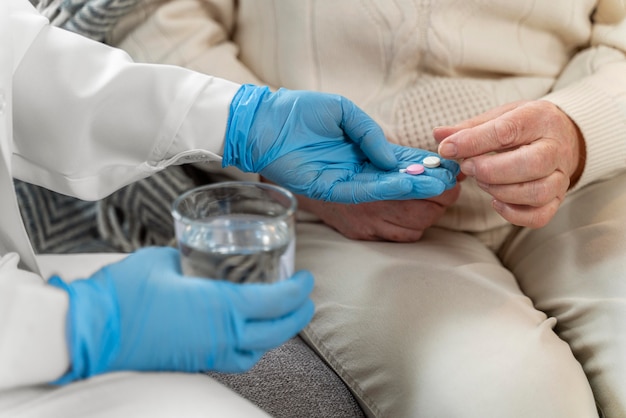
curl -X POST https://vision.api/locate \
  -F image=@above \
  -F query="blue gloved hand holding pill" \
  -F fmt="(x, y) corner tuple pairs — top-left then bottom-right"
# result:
(223, 84), (460, 203)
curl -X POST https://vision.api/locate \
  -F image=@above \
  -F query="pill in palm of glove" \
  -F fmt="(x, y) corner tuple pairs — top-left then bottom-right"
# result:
(403, 163), (425, 175)
(423, 156), (441, 168)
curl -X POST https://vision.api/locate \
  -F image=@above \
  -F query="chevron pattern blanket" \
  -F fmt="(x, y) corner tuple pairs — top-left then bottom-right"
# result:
(36, 0), (137, 41)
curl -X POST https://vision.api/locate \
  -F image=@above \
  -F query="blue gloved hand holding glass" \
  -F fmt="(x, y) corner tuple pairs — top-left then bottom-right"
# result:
(223, 84), (460, 203)
(49, 247), (314, 382)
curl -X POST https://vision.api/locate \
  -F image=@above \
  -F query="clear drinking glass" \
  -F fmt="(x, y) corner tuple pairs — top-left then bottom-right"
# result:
(171, 181), (296, 283)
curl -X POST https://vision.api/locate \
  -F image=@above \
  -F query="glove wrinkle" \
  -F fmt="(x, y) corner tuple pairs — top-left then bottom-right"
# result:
(223, 84), (460, 203)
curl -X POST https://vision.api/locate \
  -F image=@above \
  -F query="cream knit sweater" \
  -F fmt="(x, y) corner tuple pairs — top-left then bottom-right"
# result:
(112, 0), (626, 247)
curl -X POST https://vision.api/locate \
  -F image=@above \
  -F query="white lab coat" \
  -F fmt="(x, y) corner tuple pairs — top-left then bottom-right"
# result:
(0, 0), (241, 390)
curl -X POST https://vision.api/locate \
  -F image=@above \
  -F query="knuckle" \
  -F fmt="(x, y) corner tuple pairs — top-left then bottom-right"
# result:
(406, 230), (425, 242)
(472, 159), (496, 183)
(337, 222), (362, 238)
(388, 230), (424, 243)
(543, 141), (563, 165)
(528, 210), (552, 229)
(529, 180), (553, 206)
(492, 118), (521, 148)
(518, 144), (539, 172)
(528, 200), (559, 228)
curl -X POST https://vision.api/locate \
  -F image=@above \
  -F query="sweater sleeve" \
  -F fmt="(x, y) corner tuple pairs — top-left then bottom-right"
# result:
(114, 0), (263, 86)
(542, 1), (626, 191)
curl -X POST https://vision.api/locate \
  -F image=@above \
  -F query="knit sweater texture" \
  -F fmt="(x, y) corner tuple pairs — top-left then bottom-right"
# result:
(113, 0), (626, 247)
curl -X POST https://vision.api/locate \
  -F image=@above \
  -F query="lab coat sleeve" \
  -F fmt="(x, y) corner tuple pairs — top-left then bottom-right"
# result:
(542, 0), (626, 192)
(0, 253), (70, 390)
(11, 7), (241, 201)
(112, 0), (264, 182)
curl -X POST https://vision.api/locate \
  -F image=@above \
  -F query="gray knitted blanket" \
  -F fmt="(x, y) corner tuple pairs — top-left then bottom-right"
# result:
(17, 0), (197, 254)
(36, 0), (138, 41)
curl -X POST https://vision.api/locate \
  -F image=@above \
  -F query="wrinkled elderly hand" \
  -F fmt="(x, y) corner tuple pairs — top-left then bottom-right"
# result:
(436, 100), (585, 228)
(296, 184), (461, 242)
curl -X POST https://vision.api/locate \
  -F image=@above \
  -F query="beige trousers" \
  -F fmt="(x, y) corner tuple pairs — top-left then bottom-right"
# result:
(296, 171), (626, 417)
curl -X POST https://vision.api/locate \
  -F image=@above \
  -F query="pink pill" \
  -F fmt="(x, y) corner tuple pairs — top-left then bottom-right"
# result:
(405, 163), (425, 175)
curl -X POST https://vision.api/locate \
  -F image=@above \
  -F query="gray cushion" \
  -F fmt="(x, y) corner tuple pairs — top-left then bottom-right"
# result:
(208, 337), (365, 417)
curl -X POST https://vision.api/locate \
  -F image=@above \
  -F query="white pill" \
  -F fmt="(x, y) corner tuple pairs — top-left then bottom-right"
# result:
(423, 156), (441, 168)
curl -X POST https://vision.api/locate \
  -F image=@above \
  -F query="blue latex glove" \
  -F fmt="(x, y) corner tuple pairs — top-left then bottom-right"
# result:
(223, 84), (460, 203)
(48, 247), (314, 383)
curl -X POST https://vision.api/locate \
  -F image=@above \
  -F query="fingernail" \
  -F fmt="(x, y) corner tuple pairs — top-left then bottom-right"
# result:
(461, 160), (475, 176)
(492, 199), (505, 212)
(438, 142), (457, 158)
